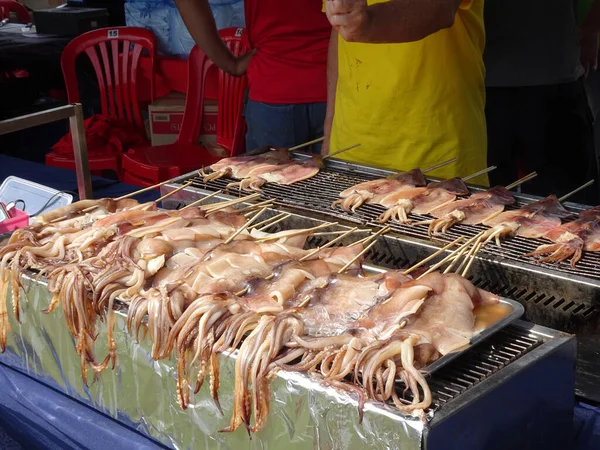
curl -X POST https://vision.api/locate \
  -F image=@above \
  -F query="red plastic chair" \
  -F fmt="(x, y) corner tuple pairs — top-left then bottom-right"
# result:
(46, 27), (156, 179)
(0, 1), (31, 23)
(121, 27), (250, 186)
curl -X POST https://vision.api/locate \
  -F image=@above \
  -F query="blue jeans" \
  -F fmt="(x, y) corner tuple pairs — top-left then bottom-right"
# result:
(244, 100), (326, 154)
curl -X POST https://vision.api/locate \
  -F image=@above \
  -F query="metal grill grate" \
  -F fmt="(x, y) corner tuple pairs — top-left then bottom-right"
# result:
(428, 324), (542, 411)
(183, 166), (600, 281)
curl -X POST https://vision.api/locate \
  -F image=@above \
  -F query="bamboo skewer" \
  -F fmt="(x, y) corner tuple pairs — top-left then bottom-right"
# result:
(338, 240), (378, 274)
(51, 179), (198, 223)
(155, 181), (193, 204)
(255, 222), (337, 242)
(461, 241), (484, 277)
(115, 175), (189, 201)
(257, 213), (292, 232)
(462, 166), (497, 182)
(321, 143), (361, 161)
(453, 236), (482, 274)
(422, 158), (457, 174)
(239, 199), (275, 215)
(505, 172), (538, 191)
(288, 137), (325, 152)
(350, 226), (391, 247)
(250, 213), (289, 231)
(180, 190), (224, 211)
(202, 193), (262, 213)
(223, 207), (268, 245)
(313, 229), (371, 236)
(404, 237), (464, 275)
(416, 231), (486, 280)
(299, 227), (359, 262)
(558, 180), (595, 202)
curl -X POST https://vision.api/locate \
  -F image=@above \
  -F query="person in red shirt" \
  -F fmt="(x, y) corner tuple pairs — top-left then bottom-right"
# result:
(173, 0), (331, 153)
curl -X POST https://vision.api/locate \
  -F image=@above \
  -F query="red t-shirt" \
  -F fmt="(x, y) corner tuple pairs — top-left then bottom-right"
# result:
(244, 0), (330, 104)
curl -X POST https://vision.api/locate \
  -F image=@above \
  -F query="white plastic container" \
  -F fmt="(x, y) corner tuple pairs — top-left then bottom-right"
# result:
(0, 177), (73, 221)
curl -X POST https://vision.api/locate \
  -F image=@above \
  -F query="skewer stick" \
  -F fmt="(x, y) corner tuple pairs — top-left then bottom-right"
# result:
(313, 229), (371, 236)
(288, 137), (325, 152)
(51, 205), (97, 223)
(202, 193), (262, 213)
(558, 180), (595, 203)
(422, 158), (457, 174)
(404, 237), (463, 275)
(338, 240), (378, 274)
(238, 199), (275, 214)
(180, 190), (224, 211)
(299, 227), (359, 262)
(505, 172), (538, 191)
(416, 231), (485, 279)
(350, 226), (391, 247)
(321, 143), (361, 161)
(461, 241), (484, 277)
(224, 207), (268, 245)
(116, 175), (191, 201)
(453, 236), (481, 274)
(462, 166), (497, 182)
(257, 213), (292, 232)
(155, 181), (193, 204)
(255, 222), (337, 242)
(251, 212), (288, 231)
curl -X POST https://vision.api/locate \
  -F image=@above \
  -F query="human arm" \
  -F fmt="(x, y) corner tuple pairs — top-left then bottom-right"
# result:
(580, 0), (600, 75)
(173, 0), (254, 76)
(325, 0), (464, 44)
(322, 29), (339, 155)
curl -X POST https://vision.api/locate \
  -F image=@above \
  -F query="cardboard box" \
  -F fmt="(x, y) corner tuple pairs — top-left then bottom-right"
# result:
(148, 93), (219, 149)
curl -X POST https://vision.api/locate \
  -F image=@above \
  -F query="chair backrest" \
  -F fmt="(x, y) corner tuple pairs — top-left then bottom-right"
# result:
(178, 27), (250, 156)
(61, 27), (156, 131)
(0, 0), (31, 23)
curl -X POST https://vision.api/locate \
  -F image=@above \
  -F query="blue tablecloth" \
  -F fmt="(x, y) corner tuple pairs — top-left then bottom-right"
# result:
(0, 154), (160, 204)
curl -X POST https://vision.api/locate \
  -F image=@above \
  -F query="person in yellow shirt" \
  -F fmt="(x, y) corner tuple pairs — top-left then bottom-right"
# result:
(323, 0), (488, 185)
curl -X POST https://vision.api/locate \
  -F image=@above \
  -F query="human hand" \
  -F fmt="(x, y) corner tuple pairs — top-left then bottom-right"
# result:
(325, 0), (370, 43)
(580, 30), (599, 77)
(228, 48), (257, 77)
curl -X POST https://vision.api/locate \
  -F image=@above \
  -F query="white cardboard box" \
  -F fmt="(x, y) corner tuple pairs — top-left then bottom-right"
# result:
(148, 92), (219, 148)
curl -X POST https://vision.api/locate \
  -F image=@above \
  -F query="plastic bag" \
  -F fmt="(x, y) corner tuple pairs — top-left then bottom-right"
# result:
(167, 6), (196, 58)
(124, 0), (171, 55)
(168, 0), (245, 58)
(210, 0), (245, 30)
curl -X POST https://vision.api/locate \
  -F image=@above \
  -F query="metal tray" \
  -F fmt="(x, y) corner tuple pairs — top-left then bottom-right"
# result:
(363, 264), (525, 374)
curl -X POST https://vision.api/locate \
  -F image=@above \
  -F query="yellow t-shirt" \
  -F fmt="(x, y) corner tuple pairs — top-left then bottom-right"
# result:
(328, 0), (488, 185)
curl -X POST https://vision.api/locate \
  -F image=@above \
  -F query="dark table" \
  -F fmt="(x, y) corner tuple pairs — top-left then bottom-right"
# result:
(0, 25), (70, 71)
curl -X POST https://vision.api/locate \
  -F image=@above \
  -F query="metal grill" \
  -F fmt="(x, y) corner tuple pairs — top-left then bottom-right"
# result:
(164, 172), (600, 402)
(184, 166), (600, 281)
(429, 324), (541, 411)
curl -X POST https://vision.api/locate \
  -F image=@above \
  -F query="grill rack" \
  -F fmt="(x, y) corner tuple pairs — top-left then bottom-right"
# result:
(188, 165), (600, 281)
(427, 324), (542, 411)
(164, 162), (600, 402)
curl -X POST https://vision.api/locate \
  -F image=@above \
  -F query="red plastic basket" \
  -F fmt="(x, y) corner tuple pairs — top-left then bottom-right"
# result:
(0, 207), (29, 234)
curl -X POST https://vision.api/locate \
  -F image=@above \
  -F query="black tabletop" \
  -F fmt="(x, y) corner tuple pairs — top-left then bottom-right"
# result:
(0, 25), (71, 71)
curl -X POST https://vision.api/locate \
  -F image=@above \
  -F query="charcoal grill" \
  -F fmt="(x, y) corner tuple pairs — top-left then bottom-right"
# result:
(162, 161), (600, 403)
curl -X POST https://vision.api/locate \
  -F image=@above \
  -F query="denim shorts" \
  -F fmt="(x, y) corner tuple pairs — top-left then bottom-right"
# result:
(244, 99), (326, 154)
